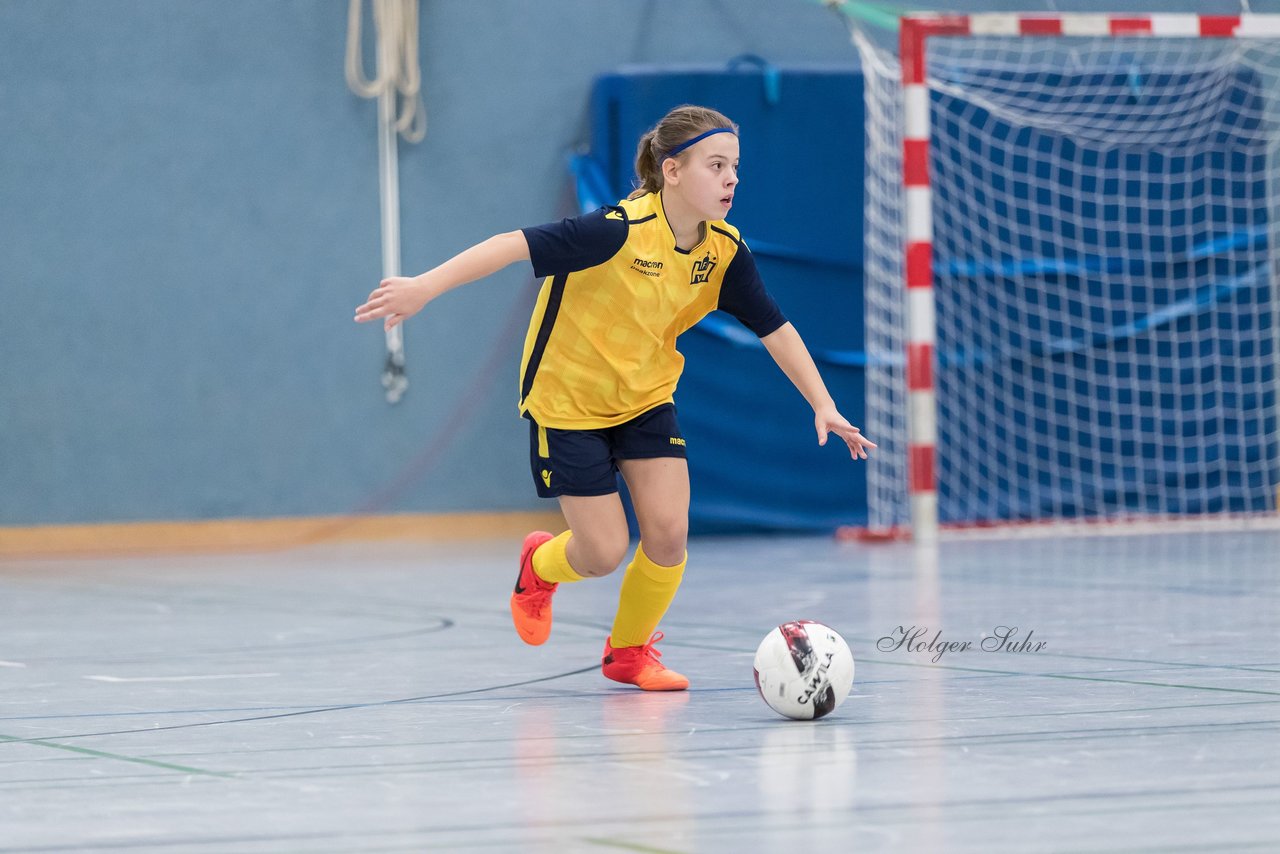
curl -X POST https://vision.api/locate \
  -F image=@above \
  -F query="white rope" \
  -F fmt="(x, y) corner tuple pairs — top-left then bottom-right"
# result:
(345, 0), (426, 143)
(346, 0), (425, 403)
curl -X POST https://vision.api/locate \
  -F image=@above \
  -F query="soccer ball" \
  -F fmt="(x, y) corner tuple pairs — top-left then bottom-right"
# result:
(753, 621), (855, 720)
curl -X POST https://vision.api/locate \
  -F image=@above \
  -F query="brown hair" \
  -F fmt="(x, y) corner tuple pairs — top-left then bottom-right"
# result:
(627, 105), (738, 200)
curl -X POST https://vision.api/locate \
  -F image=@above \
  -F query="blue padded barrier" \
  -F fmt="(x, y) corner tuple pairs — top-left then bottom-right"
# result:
(577, 62), (870, 533)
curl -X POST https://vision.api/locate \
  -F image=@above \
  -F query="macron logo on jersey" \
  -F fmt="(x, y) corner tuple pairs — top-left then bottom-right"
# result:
(631, 257), (664, 278)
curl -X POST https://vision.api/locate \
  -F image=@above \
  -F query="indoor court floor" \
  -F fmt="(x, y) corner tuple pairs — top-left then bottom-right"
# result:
(1, 528), (1278, 852)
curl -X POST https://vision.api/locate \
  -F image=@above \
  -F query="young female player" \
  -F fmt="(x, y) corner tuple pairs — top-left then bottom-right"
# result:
(354, 105), (875, 691)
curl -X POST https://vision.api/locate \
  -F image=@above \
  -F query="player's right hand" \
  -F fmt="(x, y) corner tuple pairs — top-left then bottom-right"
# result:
(354, 276), (430, 331)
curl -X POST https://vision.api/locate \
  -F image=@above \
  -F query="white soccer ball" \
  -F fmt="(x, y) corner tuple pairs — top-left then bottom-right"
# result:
(753, 621), (855, 720)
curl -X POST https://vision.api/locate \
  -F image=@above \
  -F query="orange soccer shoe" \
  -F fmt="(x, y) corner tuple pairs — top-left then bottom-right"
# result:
(601, 632), (689, 691)
(510, 531), (556, 645)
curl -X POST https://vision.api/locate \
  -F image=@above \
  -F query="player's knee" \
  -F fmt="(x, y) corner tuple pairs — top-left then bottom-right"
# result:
(571, 531), (630, 577)
(640, 519), (688, 567)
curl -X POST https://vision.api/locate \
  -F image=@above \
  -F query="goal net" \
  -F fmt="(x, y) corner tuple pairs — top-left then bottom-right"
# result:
(856, 15), (1280, 537)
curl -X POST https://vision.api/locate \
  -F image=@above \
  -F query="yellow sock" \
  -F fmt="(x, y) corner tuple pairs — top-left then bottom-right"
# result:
(609, 542), (686, 648)
(531, 531), (585, 584)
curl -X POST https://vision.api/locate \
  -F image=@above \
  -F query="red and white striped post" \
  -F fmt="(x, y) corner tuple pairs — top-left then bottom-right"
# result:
(899, 15), (967, 543)
(896, 11), (1280, 542)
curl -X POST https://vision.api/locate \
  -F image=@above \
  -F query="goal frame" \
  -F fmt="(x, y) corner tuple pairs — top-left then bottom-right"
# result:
(897, 12), (1280, 541)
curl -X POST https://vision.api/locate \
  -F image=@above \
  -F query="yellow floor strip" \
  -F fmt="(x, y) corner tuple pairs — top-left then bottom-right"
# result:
(0, 510), (567, 560)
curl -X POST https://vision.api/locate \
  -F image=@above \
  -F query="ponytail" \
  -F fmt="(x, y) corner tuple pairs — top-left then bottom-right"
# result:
(629, 129), (662, 200)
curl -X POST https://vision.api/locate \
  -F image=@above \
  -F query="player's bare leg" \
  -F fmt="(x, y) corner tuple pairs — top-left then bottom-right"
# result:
(558, 493), (630, 578)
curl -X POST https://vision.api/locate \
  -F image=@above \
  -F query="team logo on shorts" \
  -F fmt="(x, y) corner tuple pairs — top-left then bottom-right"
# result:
(690, 251), (717, 285)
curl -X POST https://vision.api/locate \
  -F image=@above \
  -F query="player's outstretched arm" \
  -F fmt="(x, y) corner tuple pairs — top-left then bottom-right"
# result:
(760, 322), (877, 461)
(353, 230), (531, 331)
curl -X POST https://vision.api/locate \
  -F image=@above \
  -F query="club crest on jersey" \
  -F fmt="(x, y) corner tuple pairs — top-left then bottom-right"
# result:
(690, 251), (717, 285)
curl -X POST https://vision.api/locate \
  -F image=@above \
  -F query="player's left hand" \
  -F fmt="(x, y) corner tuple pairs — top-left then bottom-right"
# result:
(815, 408), (877, 460)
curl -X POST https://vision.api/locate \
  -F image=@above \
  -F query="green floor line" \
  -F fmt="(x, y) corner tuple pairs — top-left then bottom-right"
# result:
(0, 733), (234, 778)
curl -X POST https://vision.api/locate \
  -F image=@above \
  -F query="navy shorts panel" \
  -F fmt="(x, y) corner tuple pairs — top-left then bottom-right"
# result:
(528, 404), (686, 498)
(528, 423), (617, 498)
(611, 403), (687, 461)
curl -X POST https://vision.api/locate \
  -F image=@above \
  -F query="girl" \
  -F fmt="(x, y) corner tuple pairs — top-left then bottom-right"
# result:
(354, 105), (875, 692)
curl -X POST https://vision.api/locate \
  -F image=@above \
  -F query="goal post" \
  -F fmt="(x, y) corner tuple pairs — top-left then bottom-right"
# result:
(856, 13), (1280, 540)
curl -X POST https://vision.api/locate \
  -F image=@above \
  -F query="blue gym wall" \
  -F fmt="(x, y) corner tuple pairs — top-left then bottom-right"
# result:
(0, 0), (860, 527)
(3, 0), (1274, 529)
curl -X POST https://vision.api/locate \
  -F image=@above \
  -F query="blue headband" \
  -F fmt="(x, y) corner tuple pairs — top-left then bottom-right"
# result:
(663, 127), (736, 160)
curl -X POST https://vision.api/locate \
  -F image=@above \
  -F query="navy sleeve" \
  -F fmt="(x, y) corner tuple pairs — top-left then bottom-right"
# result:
(717, 241), (787, 337)
(520, 205), (628, 278)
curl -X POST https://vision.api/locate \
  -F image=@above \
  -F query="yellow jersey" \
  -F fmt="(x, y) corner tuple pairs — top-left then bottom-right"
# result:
(518, 191), (786, 429)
